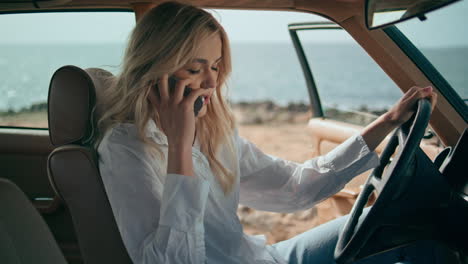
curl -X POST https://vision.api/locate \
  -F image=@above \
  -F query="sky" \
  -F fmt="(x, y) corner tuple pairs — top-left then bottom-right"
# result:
(0, 1), (466, 47)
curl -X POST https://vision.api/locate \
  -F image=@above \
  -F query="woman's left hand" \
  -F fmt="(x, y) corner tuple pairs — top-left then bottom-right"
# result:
(360, 86), (437, 151)
(383, 86), (438, 126)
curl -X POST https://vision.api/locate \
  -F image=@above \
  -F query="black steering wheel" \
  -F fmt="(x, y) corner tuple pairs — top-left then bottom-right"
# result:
(334, 99), (433, 264)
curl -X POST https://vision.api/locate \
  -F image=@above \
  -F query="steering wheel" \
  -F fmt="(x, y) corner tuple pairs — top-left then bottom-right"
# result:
(334, 99), (432, 264)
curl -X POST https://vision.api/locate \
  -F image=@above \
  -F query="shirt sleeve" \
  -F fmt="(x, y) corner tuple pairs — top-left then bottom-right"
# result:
(235, 129), (380, 213)
(98, 130), (210, 264)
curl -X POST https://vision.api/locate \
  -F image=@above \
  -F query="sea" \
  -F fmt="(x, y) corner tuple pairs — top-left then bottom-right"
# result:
(1, 42), (467, 113)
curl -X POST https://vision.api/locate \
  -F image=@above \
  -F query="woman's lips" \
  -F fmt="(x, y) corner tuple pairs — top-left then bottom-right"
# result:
(203, 95), (211, 104)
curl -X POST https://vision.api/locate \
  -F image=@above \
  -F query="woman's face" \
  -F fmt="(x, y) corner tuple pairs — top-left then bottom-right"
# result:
(172, 33), (222, 118)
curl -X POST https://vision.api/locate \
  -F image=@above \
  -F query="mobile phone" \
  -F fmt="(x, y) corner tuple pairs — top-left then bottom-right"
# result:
(155, 76), (204, 117)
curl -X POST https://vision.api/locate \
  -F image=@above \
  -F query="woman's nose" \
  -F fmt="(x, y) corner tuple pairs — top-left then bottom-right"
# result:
(201, 71), (217, 89)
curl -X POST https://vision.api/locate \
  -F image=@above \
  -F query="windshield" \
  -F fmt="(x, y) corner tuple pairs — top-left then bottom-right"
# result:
(397, 0), (468, 104)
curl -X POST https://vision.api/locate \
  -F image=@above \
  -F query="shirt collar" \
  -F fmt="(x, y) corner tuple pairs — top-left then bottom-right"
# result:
(146, 119), (200, 148)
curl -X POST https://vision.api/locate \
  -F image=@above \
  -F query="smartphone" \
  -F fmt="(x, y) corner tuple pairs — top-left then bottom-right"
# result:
(155, 76), (204, 117)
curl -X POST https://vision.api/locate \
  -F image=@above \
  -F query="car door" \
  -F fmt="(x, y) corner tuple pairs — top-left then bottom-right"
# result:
(288, 21), (444, 215)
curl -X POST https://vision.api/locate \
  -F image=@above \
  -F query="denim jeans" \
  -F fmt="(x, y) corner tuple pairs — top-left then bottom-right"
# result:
(271, 208), (458, 264)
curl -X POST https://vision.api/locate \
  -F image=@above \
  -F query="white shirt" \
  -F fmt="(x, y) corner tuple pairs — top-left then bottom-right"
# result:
(97, 119), (379, 264)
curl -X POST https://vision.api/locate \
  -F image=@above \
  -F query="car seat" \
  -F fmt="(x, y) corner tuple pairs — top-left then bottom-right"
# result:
(0, 178), (67, 264)
(47, 65), (133, 264)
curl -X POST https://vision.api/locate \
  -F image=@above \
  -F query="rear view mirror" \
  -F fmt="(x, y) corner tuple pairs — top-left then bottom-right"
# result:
(366, 0), (460, 30)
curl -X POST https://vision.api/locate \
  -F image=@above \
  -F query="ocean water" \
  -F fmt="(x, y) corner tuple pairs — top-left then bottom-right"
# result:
(0, 42), (466, 112)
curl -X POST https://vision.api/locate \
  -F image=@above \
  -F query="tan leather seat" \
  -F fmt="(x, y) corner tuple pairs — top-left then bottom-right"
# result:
(0, 178), (67, 264)
(47, 65), (133, 264)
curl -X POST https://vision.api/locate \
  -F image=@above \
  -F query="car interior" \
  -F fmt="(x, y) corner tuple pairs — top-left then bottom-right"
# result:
(0, 0), (466, 263)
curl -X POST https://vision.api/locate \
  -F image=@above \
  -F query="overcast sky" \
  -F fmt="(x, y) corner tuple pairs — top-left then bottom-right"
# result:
(0, 1), (466, 47)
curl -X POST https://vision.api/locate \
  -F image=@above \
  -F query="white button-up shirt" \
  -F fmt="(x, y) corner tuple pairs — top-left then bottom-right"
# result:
(97, 119), (379, 264)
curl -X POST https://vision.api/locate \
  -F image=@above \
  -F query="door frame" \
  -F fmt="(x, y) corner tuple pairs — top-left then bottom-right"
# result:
(288, 21), (342, 118)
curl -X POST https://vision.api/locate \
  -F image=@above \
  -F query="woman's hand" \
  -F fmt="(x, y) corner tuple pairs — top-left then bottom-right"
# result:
(147, 74), (213, 176)
(383, 86), (437, 126)
(361, 86), (437, 151)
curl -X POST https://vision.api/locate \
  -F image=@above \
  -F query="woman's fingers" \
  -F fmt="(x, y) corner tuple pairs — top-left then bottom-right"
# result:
(405, 86), (421, 98)
(400, 86), (421, 103)
(422, 86), (437, 111)
(147, 82), (159, 108)
(173, 78), (192, 103)
(409, 86), (435, 106)
(386, 86), (438, 125)
(425, 90), (438, 112)
(405, 86), (438, 116)
(153, 74), (213, 114)
(158, 74), (170, 102)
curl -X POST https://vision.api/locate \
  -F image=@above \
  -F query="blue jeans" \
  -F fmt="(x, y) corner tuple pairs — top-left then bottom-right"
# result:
(271, 208), (457, 264)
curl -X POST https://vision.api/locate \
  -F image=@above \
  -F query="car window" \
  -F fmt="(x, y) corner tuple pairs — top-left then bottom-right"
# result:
(209, 9), (313, 107)
(0, 11), (135, 129)
(397, 0), (468, 104)
(296, 27), (401, 126)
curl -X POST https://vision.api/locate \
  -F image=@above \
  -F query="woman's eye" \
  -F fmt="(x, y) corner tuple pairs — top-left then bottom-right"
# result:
(211, 67), (219, 72)
(187, 69), (201, 74)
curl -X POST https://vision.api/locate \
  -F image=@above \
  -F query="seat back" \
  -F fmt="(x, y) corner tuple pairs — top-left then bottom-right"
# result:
(47, 65), (132, 264)
(0, 178), (67, 264)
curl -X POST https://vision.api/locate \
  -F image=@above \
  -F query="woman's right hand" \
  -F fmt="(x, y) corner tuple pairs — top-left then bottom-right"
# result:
(147, 74), (213, 175)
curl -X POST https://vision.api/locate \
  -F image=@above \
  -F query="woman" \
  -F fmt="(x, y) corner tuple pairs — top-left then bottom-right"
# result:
(96, 2), (438, 263)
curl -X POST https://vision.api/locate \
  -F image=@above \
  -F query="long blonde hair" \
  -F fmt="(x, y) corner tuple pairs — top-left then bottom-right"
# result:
(96, 1), (237, 194)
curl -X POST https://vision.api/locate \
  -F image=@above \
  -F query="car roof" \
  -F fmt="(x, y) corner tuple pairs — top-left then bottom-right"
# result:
(0, 0), (363, 23)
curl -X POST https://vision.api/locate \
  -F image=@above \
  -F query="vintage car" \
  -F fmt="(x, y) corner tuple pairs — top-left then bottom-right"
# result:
(0, 0), (466, 263)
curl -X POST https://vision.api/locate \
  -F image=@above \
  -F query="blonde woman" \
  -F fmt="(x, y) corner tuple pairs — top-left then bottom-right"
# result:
(96, 2), (440, 264)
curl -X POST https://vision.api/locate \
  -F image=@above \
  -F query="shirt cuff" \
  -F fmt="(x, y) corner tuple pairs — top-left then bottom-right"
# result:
(328, 134), (380, 181)
(159, 173), (210, 232)
(355, 134), (380, 170)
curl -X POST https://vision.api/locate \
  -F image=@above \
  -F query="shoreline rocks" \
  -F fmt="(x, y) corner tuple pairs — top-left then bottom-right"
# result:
(230, 100), (312, 125)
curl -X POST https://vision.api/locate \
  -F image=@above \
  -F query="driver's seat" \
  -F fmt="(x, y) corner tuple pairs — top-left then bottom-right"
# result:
(47, 66), (132, 264)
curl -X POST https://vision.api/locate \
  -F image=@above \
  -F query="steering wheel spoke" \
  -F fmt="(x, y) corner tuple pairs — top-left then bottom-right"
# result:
(368, 176), (382, 195)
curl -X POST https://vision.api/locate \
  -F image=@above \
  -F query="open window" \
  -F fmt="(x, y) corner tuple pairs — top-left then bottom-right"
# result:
(288, 21), (443, 159)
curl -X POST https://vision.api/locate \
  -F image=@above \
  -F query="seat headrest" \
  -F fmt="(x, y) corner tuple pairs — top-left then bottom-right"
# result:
(48, 65), (114, 146)
(85, 67), (114, 119)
